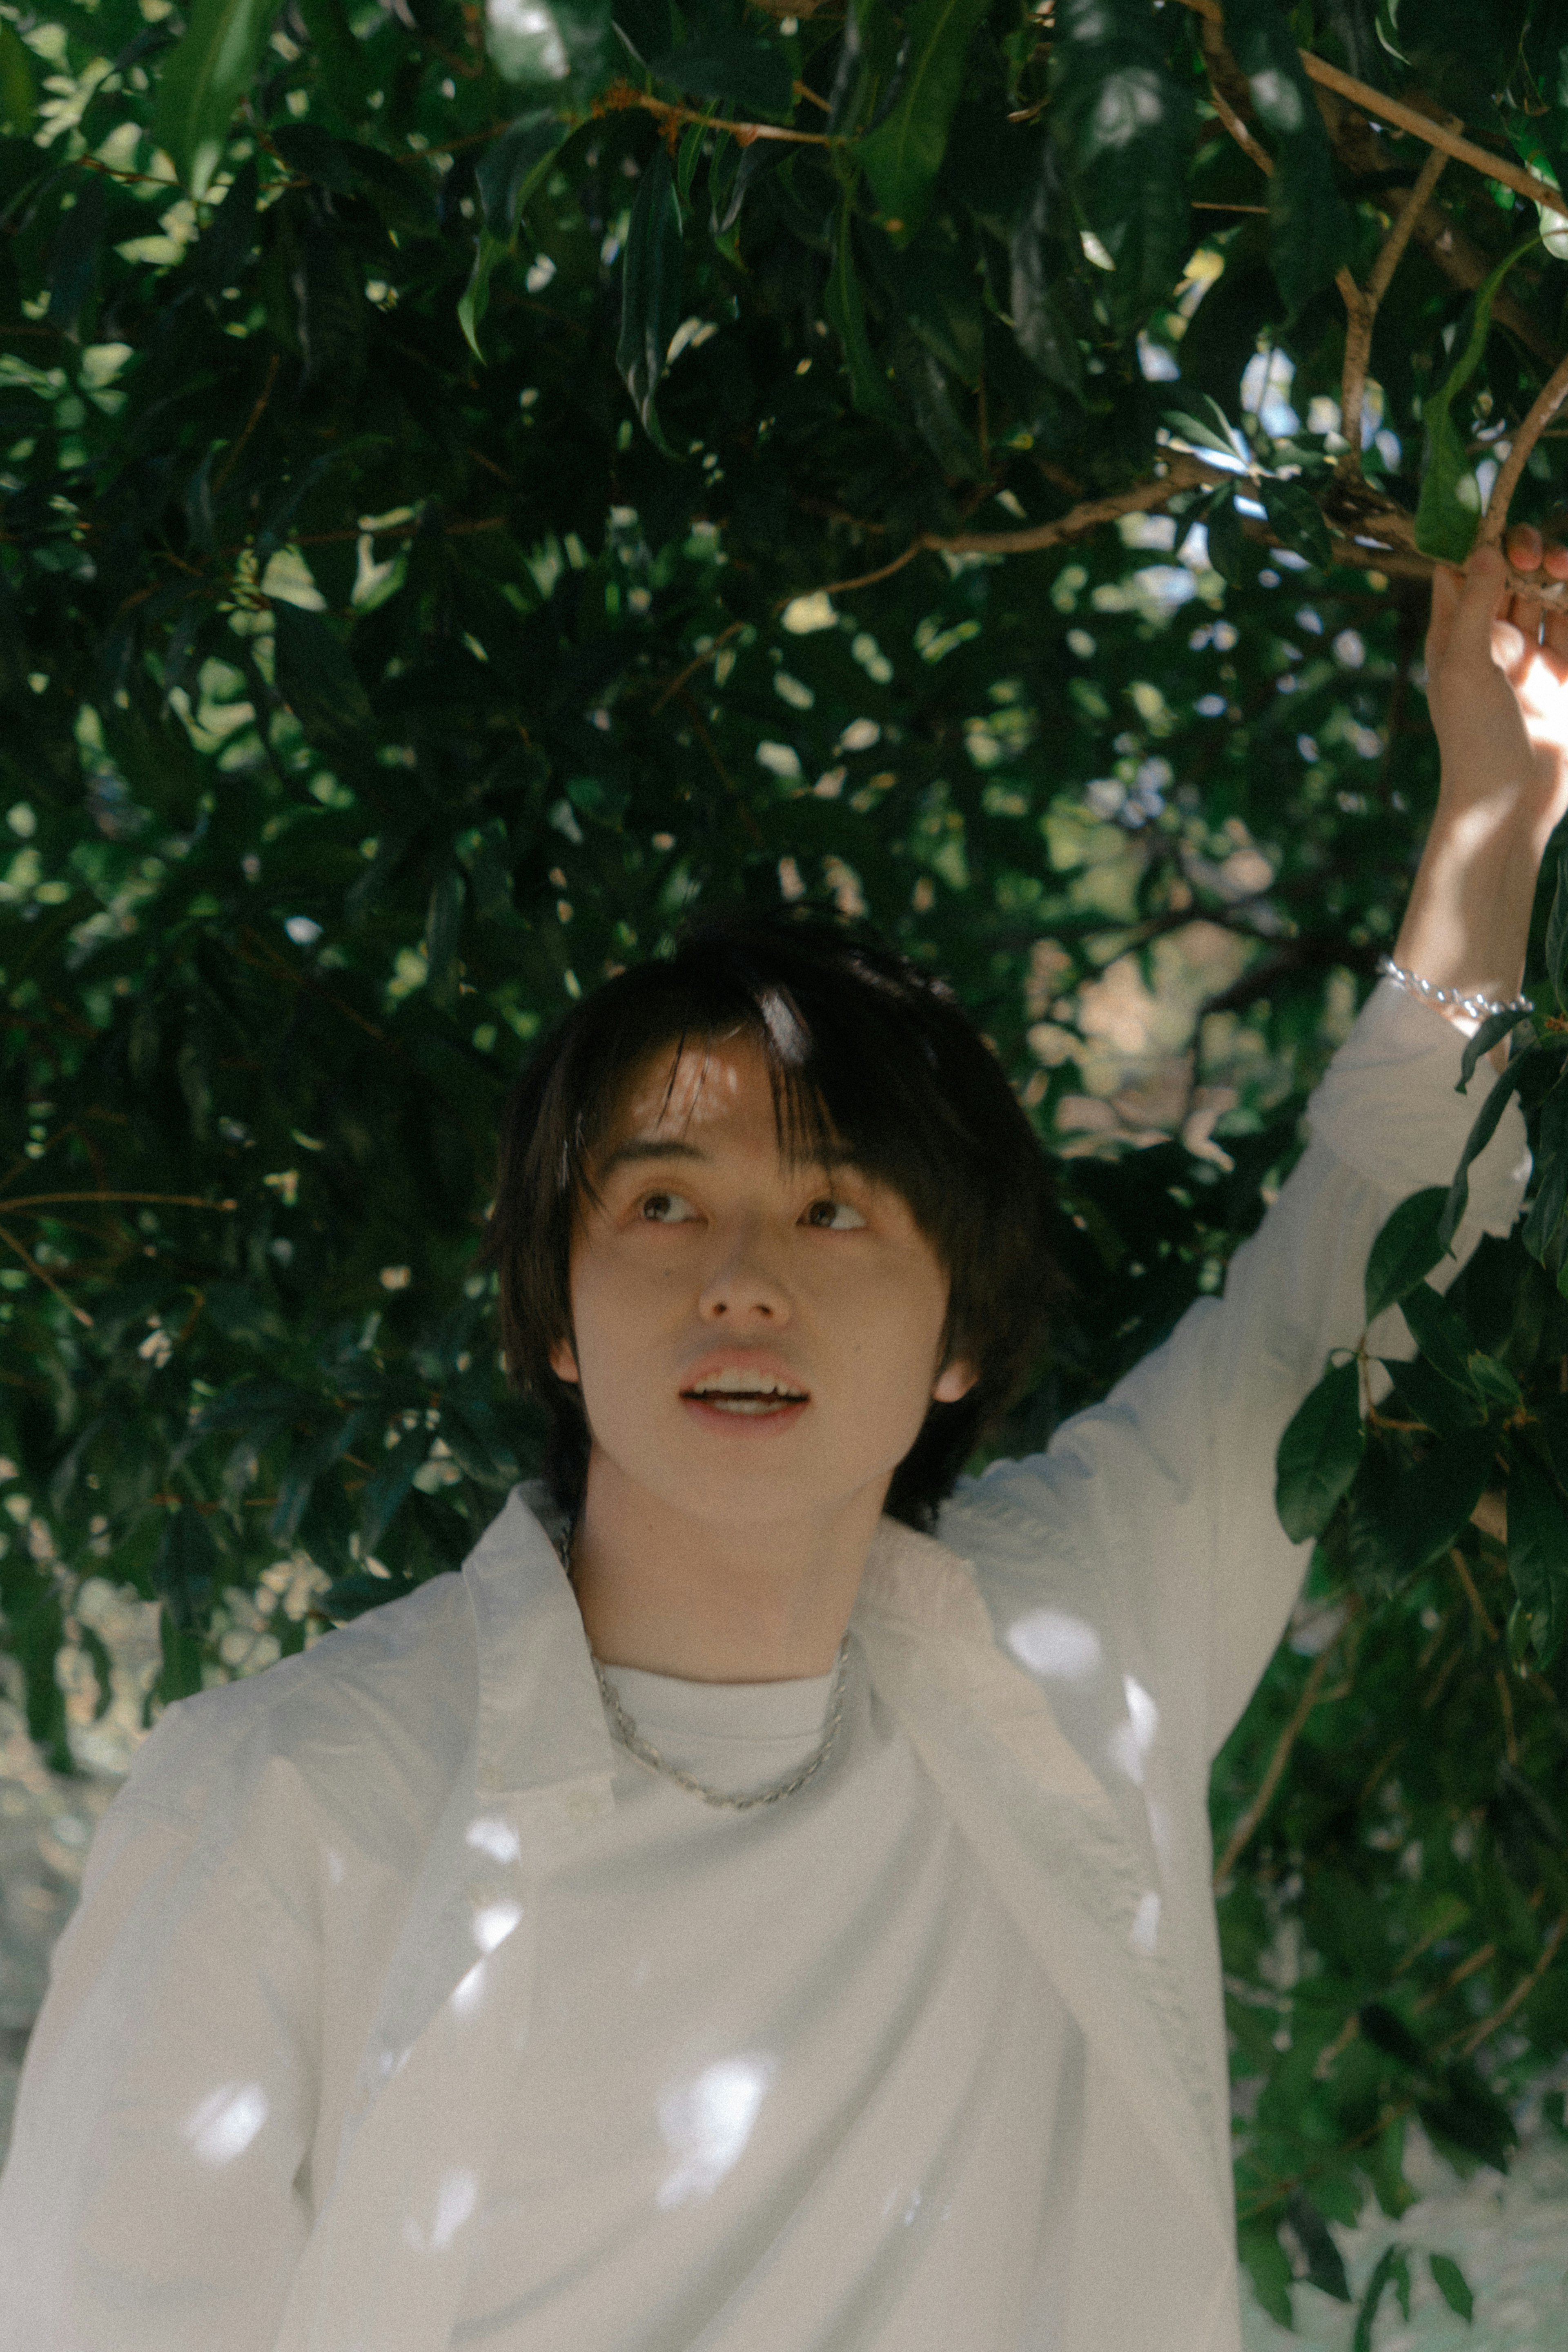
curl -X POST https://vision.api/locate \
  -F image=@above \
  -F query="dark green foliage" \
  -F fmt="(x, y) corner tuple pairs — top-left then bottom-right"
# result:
(6, 0), (1568, 2336)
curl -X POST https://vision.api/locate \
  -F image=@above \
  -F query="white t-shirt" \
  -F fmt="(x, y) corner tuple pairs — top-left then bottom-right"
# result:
(452, 1639), (1078, 2351)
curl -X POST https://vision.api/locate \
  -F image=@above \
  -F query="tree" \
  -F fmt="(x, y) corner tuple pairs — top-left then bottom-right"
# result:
(2, 0), (1567, 2335)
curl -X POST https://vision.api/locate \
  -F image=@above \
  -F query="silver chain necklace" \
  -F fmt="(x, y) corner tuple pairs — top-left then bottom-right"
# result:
(590, 1640), (851, 1811)
(562, 1518), (851, 1811)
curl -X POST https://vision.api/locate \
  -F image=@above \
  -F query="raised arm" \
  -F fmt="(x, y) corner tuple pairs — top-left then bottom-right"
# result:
(1393, 535), (1568, 1015)
(956, 545), (1564, 1756)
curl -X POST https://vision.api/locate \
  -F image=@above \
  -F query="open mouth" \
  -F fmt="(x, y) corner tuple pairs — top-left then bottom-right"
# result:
(680, 1368), (811, 1417)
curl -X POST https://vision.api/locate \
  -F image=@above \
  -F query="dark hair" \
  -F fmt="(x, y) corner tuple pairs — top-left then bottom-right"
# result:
(483, 915), (1063, 1531)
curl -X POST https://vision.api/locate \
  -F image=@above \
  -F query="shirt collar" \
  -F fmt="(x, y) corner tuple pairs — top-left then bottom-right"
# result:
(461, 1489), (988, 1799)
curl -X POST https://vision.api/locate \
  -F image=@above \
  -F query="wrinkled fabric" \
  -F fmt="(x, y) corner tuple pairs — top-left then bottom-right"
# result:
(453, 1650), (1073, 2352)
(0, 984), (1530, 2352)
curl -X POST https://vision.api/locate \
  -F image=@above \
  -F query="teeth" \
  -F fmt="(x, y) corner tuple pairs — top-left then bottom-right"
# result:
(689, 1369), (803, 1397)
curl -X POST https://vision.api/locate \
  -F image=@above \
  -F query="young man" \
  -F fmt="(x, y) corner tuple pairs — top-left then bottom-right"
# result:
(0, 542), (1564, 2352)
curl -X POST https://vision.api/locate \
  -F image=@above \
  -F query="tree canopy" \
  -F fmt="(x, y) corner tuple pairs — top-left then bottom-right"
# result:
(4, 0), (1568, 2336)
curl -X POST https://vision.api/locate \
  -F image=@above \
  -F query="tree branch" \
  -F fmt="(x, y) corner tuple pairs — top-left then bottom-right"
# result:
(1213, 1641), (1341, 1889)
(1338, 145), (1451, 468)
(1479, 348), (1568, 548)
(1172, 0), (1568, 219)
(0, 1226), (93, 1326)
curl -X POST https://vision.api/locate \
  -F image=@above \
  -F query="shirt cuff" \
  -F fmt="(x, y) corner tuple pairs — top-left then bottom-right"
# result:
(1307, 979), (1531, 1220)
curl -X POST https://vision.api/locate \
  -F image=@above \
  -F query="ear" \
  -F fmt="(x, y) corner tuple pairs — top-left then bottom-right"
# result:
(550, 1337), (581, 1384)
(932, 1358), (977, 1405)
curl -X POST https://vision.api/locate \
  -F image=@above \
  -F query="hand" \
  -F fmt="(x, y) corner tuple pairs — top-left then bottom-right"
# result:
(1425, 536), (1568, 859)
(1394, 536), (1568, 1013)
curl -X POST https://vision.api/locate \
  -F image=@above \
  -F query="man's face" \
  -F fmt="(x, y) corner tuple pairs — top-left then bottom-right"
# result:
(550, 1033), (973, 1536)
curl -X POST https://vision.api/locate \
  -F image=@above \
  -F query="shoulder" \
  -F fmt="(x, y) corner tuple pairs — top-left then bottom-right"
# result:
(115, 1572), (476, 1862)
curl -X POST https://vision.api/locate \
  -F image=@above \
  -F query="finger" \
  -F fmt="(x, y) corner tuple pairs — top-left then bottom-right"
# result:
(1507, 522), (1544, 574)
(1492, 616), (1528, 678)
(1425, 560), (1465, 673)
(1545, 542), (1568, 582)
(1447, 543), (1509, 670)
(1508, 592), (1543, 644)
(1545, 604), (1568, 665)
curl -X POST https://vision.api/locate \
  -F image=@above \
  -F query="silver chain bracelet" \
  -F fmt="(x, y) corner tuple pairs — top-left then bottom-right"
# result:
(1375, 955), (1532, 1026)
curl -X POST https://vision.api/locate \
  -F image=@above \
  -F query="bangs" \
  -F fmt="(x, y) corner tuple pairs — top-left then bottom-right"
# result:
(565, 970), (961, 1244)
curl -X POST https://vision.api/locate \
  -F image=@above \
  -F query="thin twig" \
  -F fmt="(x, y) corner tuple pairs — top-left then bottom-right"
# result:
(0, 1227), (93, 1326)
(595, 80), (835, 149)
(0, 1190), (236, 1213)
(1451, 1546), (1499, 1641)
(1339, 145), (1451, 466)
(1453, 1912), (1568, 2057)
(1495, 1665), (1520, 1766)
(1207, 78), (1274, 178)
(1479, 348), (1568, 548)
(652, 618), (746, 713)
(1213, 1643), (1339, 1888)
(1172, 0), (1568, 219)
(213, 351), (281, 497)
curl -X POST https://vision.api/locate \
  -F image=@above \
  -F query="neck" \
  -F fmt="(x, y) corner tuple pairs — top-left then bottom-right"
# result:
(568, 1451), (887, 1681)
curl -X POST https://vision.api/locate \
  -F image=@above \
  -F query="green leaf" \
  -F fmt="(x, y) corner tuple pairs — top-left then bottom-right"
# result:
(270, 1409), (369, 1544)
(649, 37), (792, 117)
(1359, 2001), (1425, 2069)
(1506, 1451), (1568, 1663)
(1437, 1049), (1536, 1246)
(1010, 144), (1085, 400)
(476, 110), (569, 240)
(425, 864), (467, 1011)
(47, 175), (105, 336)
(153, 0), (286, 200)
(1415, 228), (1538, 562)
(1221, 0), (1353, 315)
(825, 197), (899, 422)
(485, 0), (615, 94)
(270, 603), (374, 757)
(1287, 2191), (1351, 2303)
(1051, 2), (1195, 333)
(1396, 1280), (1475, 1387)
(154, 1504), (216, 1634)
(0, 23), (37, 137)
(1364, 2116), (1418, 2220)
(1238, 2220), (1294, 2329)
(1353, 2243), (1405, 2352)
(1459, 1003), (1534, 1087)
(617, 144), (683, 449)
(1429, 2252), (1474, 2321)
(159, 1609), (205, 1706)
(1546, 831), (1568, 1013)
(1276, 1356), (1363, 1542)
(858, 0), (991, 241)
(1419, 2059), (1519, 2171)
(1258, 475), (1333, 567)
(1365, 1186), (1449, 1323)
(1466, 1351), (1520, 1409)
(1364, 1425), (1495, 1580)
(1204, 487), (1252, 585)
(459, 230), (506, 362)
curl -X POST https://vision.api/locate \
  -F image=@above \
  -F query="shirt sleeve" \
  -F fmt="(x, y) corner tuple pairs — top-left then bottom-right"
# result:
(962, 982), (1531, 1759)
(0, 1704), (321, 2352)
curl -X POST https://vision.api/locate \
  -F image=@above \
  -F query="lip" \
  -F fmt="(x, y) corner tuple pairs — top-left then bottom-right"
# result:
(677, 1347), (812, 1433)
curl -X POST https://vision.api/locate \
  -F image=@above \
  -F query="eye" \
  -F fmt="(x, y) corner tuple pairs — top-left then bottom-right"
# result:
(802, 1197), (866, 1232)
(639, 1189), (699, 1224)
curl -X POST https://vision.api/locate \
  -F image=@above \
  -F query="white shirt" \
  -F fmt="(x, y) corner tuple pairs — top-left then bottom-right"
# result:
(0, 985), (1531, 2352)
(454, 1648), (1073, 2351)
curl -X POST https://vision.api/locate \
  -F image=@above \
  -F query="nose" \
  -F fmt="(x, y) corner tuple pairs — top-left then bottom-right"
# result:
(697, 1228), (793, 1325)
